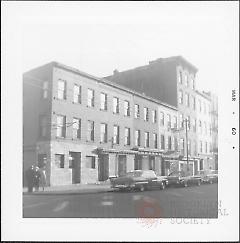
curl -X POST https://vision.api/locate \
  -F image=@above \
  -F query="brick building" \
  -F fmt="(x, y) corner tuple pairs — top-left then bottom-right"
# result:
(195, 91), (215, 170)
(105, 56), (217, 174)
(23, 62), (177, 186)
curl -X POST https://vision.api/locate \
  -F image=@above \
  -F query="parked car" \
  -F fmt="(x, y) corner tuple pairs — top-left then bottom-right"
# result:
(197, 170), (218, 184)
(167, 171), (202, 187)
(110, 170), (168, 192)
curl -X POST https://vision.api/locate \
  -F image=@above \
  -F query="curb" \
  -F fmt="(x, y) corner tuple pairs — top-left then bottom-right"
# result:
(23, 188), (115, 196)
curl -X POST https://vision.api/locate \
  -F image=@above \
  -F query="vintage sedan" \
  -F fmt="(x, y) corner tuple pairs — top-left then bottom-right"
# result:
(167, 171), (202, 187)
(110, 170), (168, 192)
(197, 170), (218, 184)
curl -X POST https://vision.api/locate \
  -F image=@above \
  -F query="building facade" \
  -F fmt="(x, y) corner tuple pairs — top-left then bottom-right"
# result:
(195, 91), (214, 171)
(106, 56), (217, 175)
(23, 62), (177, 186)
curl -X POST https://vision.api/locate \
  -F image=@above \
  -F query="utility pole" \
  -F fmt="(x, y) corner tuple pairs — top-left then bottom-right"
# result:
(185, 118), (189, 172)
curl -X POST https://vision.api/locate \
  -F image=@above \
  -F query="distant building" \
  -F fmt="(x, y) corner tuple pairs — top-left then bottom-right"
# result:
(23, 62), (177, 186)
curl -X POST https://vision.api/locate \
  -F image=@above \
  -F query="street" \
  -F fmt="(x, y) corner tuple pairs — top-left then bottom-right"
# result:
(23, 183), (218, 218)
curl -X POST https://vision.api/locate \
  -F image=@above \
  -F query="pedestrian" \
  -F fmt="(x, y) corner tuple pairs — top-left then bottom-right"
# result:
(25, 165), (35, 193)
(39, 166), (47, 191)
(33, 166), (41, 192)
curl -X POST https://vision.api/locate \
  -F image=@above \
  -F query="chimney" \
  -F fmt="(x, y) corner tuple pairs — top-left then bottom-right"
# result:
(113, 69), (119, 75)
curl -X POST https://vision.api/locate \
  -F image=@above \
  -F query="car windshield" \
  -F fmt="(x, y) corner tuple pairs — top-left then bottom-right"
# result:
(168, 171), (181, 176)
(126, 171), (143, 177)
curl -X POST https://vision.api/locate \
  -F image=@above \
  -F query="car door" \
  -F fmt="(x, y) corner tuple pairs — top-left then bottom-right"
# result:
(145, 171), (158, 189)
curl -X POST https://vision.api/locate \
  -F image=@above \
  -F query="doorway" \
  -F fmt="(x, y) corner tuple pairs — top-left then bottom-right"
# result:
(69, 152), (81, 184)
(134, 155), (142, 170)
(98, 154), (109, 181)
(118, 155), (127, 176)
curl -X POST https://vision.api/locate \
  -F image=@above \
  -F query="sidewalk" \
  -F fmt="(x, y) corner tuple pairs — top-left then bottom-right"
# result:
(23, 180), (114, 195)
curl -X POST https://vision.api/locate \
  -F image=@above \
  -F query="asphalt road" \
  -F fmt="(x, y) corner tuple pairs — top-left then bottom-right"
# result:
(23, 183), (218, 218)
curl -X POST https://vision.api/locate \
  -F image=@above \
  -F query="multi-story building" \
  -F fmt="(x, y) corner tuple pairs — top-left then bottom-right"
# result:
(203, 91), (218, 169)
(195, 90), (214, 171)
(23, 61), (177, 186)
(105, 56), (216, 175)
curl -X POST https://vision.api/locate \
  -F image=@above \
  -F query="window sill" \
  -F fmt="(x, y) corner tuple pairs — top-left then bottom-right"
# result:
(87, 105), (95, 109)
(54, 97), (67, 102)
(72, 101), (82, 105)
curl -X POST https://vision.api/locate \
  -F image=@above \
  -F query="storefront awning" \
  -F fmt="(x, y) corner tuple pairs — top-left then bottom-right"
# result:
(162, 150), (181, 159)
(93, 147), (138, 155)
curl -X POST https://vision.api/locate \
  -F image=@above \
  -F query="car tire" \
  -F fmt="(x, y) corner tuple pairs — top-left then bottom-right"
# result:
(183, 181), (188, 187)
(139, 185), (145, 192)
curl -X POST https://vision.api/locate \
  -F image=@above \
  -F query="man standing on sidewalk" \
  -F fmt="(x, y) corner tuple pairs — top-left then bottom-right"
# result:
(25, 165), (35, 193)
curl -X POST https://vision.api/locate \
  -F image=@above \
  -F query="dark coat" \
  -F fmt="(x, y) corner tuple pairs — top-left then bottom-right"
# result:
(25, 167), (35, 186)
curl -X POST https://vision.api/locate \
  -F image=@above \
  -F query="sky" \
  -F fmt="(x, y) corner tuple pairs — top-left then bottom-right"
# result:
(19, 2), (238, 95)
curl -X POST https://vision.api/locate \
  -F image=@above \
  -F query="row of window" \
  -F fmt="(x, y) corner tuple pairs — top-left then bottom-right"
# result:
(39, 113), (212, 145)
(159, 112), (178, 129)
(39, 114), (211, 155)
(55, 154), (96, 169)
(55, 80), (159, 121)
(178, 70), (195, 90)
(178, 90), (211, 114)
(54, 139), (211, 170)
(178, 114), (212, 135)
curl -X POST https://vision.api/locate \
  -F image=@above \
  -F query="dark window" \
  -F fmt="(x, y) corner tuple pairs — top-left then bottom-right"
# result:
(124, 127), (131, 145)
(113, 97), (120, 114)
(145, 132), (150, 147)
(100, 123), (108, 143)
(87, 120), (94, 141)
(144, 107), (149, 121)
(87, 89), (95, 107)
(56, 115), (66, 138)
(174, 137), (178, 151)
(160, 112), (164, 126)
(73, 85), (81, 103)
(161, 135), (165, 150)
(100, 93), (107, 110)
(134, 104), (140, 118)
(57, 79), (66, 100)
(168, 136), (172, 150)
(55, 154), (64, 168)
(113, 125), (120, 144)
(135, 130), (141, 146)
(124, 100), (130, 116)
(86, 156), (96, 169)
(73, 118), (81, 139)
(153, 133), (158, 149)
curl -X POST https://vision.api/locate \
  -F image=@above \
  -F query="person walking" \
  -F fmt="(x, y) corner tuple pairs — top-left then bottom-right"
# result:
(33, 166), (41, 192)
(25, 165), (35, 193)
(39, 166), (47, 191)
